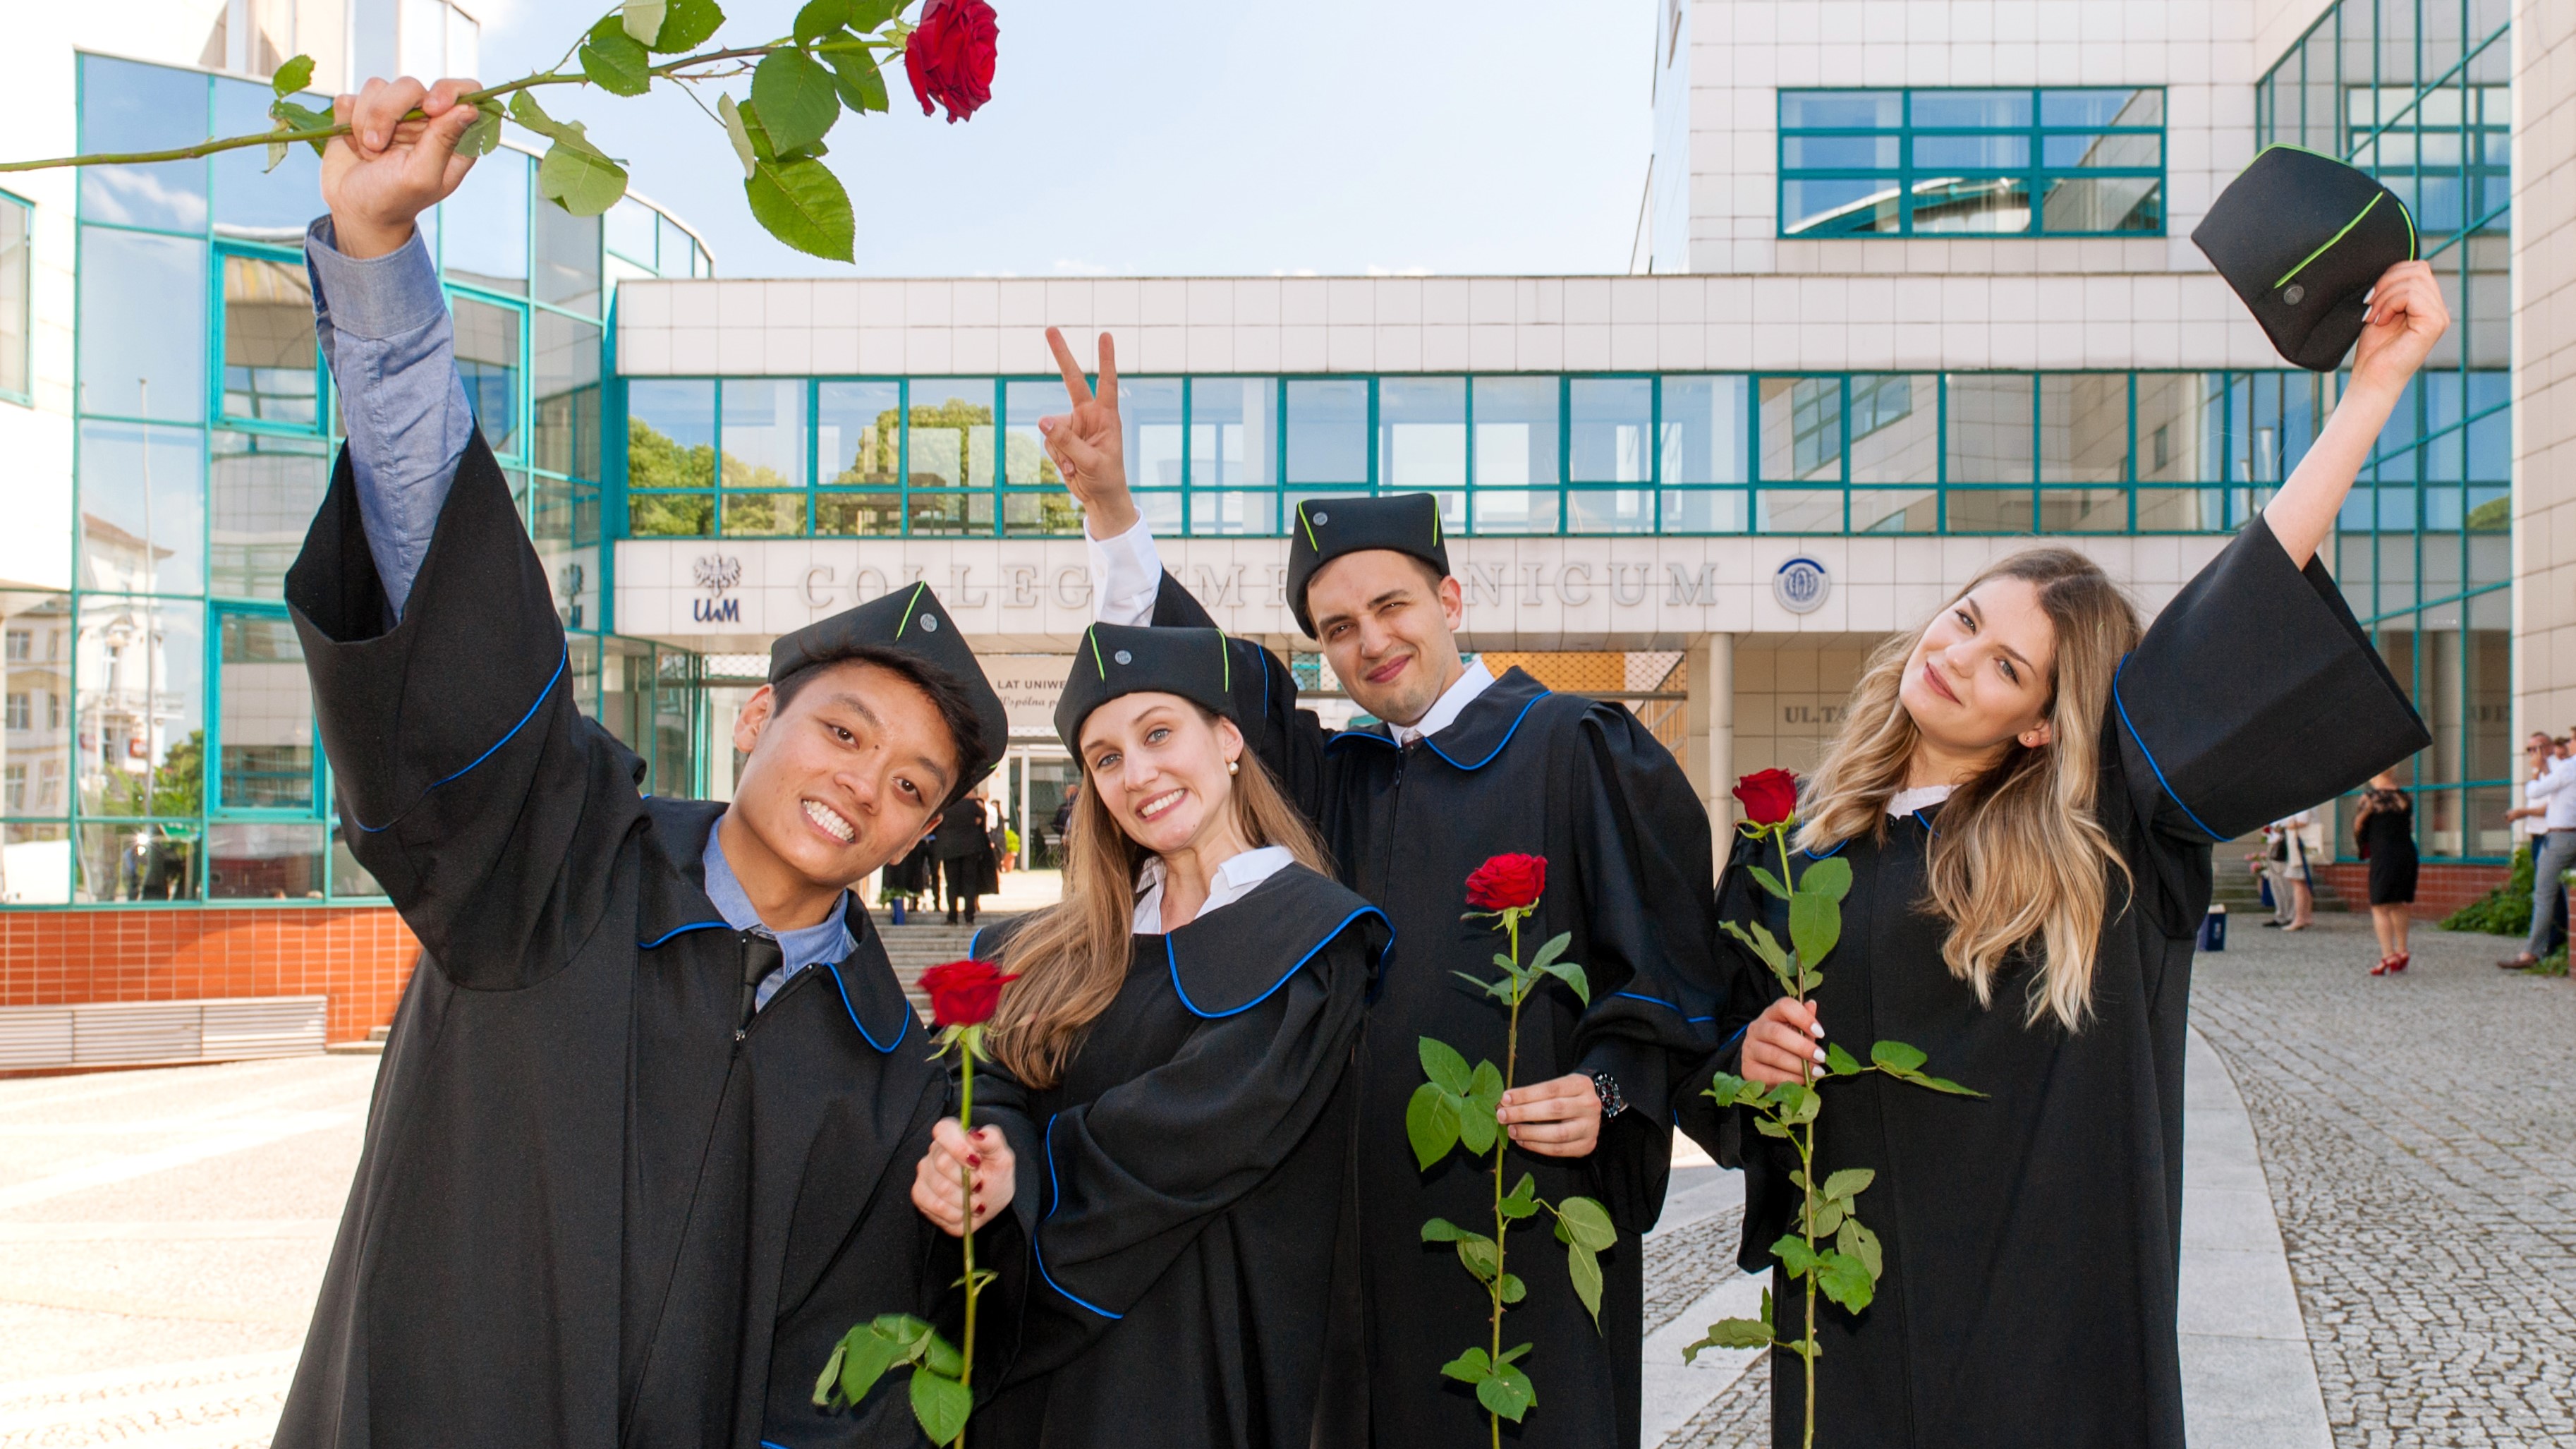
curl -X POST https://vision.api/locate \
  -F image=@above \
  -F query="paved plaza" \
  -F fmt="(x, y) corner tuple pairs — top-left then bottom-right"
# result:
(0, 911), (2567, 1447)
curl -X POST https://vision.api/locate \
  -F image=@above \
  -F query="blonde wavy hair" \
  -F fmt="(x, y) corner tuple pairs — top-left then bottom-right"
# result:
(984, 704), (1330, 1088)
(1794, 550), (2141, 1031)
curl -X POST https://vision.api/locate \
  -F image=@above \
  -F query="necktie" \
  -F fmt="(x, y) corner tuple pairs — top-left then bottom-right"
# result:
(739, 928), (784, 1026)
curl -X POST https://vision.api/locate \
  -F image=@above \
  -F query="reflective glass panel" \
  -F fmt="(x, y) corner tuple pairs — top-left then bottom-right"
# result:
(820, 381), (901, 485)
(1758, 377), (1842, 483)
(721, 493), (806, 536)
(79, 227), (205, 421)
(1, 595), (73, 822)
(1660, 376), (1750, 483)
(0, 200), (25, 397)
(607, 198), (659, 267)
(78, 56), (208, 233)
(2038, 489), (2129, 532)
(1189, 377), (1276, 488)
(209, 821), (325, 899)
(78, 423), (205, 596)
(629, 378), (715, 488)
(1782, 135), (1898, 169)
(1002, 492), (1086, 537)
(212, 77), (323, 238)
(1910, 90), (2031, 128)
(1565, 489), (1654, 533)
(628, 492), (712, 537)
(1380, 377), (1466, 487)
(660, 214), (695, 278)
(533, 312), (603, 479)
(1852, 488), (1938, 533)
(2039, 177), (2161, 232)
(1471, 490), (1558, 535)
(2, 823), (73, 905)
(1119, 379), (1186, 490)
(1912, 134), (2029, 169)
(217, 613), (312, 811)
(721, 379), (806, 492)
(453, 296), (522, 456)
(1783, 179), (1901, 236)
(1780, 92), (1901, 128)
(909, 379), (996, 490)
(1002, 380), (1064, 487)
(2134, 372), (2222, 485)
(77, 820), (200, 902)
(1569, 377), (1652, 483)
(2039, 375), (2128, 483)
(2042, 131), (2162, 169)
(1186, 492), (1279, 537)
(1756, 490), (1844, 533)
(533, 200), (602, 315)
(906, 490), (997, 536)
(1945, 487), (2034, 533)
(1660, 488), (1749, 533)
(1943, 375), (2036, 481)
(1472, 377), (1560, 487)
(221, 254), (318, 425)
(2041, 88), (2163, 128)
(73, 596), (203, 818)
(1847, 375), (1936, 484)
(443, 148), (528, 293)
(1285, 380), (1368, 482)
(817, 492), (902, 536)
(210, 432), (329, 600)
(1910, 176), (2031, 233)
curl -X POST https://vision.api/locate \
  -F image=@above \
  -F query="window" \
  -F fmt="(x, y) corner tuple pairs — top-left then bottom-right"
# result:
(0, 191), (28, 401)
(4, 629), (27, 662)
(216, 612), (313, 811)
(1778, 88), (2165, 238)
(220, 254), (320, 426)
(452, 295), (523, 456)
(5, 693), (27, 730)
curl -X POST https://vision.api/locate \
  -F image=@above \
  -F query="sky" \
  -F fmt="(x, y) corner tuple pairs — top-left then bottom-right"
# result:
(475, 0), (1658, 279)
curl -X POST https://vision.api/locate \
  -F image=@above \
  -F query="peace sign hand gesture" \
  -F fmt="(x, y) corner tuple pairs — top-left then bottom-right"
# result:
(1038, 328), (1136, 540)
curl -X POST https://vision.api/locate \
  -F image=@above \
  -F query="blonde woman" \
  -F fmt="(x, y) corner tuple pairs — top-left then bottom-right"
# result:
(1684, 259), (2445, 1448)
(945, 622), (1387, 1449)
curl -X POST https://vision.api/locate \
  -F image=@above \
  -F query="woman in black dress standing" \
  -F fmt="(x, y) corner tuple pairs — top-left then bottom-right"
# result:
(2355, 772), (2419, 974)
(1683, 259), (2445, 1448)
(952, 623), (1387, 1449)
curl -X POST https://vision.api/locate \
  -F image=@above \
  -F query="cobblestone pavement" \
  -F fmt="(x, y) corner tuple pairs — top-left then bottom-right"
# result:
(2194, 913), (2576, 1449)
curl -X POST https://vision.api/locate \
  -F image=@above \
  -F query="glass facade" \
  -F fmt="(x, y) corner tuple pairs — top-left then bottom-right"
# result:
(0, 53), (710, 907)
(0, 188), (28, 402)
(619, 368), (2474, 540)
(1778, 88), (2167, 238)
(2259, 0), (2514, 861)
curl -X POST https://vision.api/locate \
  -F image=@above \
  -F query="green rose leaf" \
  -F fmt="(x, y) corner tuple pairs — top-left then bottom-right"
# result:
(1837, 1218), (1883, 1280)
(1771, 1081), (1819, 1124)
(1567, 1239), (1604, 1326)
(269, 98), (333, 157)
(1419, 1216), (1465, 1244)
(581, 18), (655, 97)
(1529, 931), (1572, 973)
(270, 54), (315, 97)
(1753, 1113), (1794, 1140)
(834, 1319), (910, 1407)
(1816, 1249), (1877, 1314)
(1405, 1082), (1459, 1170)
(456, 107), (502, 158)
(621, 0), (668, 46)
(1477, 1362), (1538, 1423)
(1455, 1233), (1500, 1283)
(1914, 1073), (1985, 1097)
(1555, 1194), (1617, 1251)
(1497, 1271), (1527, 1304)
(1418, 1036), (1472, 1095)
(538, 139), (629, 217)
(1823, 1041), (1863, 1077)
(824, 47), (892, 113)
(1541, 959), (1591, 1006)
(1684, 1316), (1778, 1362)
(1454, 1087), (1497, 1157)
(812, 1338), (847, 1406)
(1870, 1041), (1929, 1075)
(1771, 1232), (1820, 1279)
(1500, 1172), (1541, 1220)
(909, 1368), (973, 1446)
(847, 0), (903, 28)
(1820, 1168), (1876, 1202)
(752, 49), (841, 154)
(649, 0), (724, 53)
(793, 0), (851, 45)
(1811, 1199), (1846, 1237)
(1439, 1346), (1493, 1384)
(1745, 863), (1790, 899)
(744, 155), (854, 262)
(1499, 1341), (1533, 1365)
(917, 1328), (964, 1381)
(1796, 853), (1852, 903)
(1788, 878), (1842, 973)
(1703, 1072), (1749, 1108)
(1467, 1060), (1506, 1114)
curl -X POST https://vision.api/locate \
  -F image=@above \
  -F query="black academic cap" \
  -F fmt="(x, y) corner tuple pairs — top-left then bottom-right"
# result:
(1055, 623), (1237, 753)
(1283, 492), (1450, 638)
(769, 582), (1008, 784)
(2192, 145), (2417, 372)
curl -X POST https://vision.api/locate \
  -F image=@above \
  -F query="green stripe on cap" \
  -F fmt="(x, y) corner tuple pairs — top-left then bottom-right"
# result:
(1217, 627), (1230, 692)
(2274, 191), (2383, 290)
(1297, 502), (1319, 552)
(1087, 625), (1107, 679)
(1431, 505), (1442, 550)
(895, 583), (925, 636)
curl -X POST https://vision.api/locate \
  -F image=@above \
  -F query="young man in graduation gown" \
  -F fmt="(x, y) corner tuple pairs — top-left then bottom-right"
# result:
(1033, 333), (1727, 1448)
(273, 78), (1017, 1449)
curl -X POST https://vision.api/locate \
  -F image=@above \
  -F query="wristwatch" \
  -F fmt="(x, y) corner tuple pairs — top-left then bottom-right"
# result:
(1591, 1071), (1627, 1119)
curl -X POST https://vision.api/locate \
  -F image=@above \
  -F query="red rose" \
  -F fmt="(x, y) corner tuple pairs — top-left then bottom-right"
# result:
(1465, 853), (1548, 912)
(921, 958), (1019, 1027)
(904, 0), (997, 124)
(1732, 769), (1799, 826)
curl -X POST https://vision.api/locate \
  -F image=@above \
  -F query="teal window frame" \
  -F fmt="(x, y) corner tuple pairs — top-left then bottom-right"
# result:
(1776, 87), (2167, 238)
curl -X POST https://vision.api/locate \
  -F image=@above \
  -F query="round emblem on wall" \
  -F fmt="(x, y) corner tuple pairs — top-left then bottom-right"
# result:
(1773, 556), (1831, 615)
(921, 614), (939, 631)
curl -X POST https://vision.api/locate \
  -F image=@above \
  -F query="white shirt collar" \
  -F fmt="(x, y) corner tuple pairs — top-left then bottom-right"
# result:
(1886, 784), (1952, 818)
(1390, 660), (1497, 746)
(1132, 844), (1295, 934)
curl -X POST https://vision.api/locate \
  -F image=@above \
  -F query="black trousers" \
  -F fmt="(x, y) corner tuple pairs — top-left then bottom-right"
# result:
(941, 857), (982, 918)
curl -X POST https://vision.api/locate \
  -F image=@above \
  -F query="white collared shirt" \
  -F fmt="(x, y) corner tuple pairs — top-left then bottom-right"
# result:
(1132, 844), (1295, 934)
(2529, 754), (2576, 832)
(1389, 660), (1496, 745)
(1886, 784), (1952, 818)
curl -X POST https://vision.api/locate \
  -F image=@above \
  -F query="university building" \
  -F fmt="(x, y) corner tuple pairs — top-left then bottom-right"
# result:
(0, 0), (2559, 1069)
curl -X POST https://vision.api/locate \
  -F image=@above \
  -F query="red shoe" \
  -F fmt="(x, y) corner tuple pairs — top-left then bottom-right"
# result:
(2390, 953), (2410, 973)
(2371, 958), (2392, 976)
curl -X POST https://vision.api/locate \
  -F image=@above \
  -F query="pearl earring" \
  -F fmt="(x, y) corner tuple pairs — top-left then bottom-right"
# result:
(1227, 758), (1239, 775)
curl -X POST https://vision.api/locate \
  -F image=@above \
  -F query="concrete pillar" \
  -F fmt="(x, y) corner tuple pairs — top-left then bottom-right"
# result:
(2513, 0), (2576, 740)
(1683, 633), (1735, 864)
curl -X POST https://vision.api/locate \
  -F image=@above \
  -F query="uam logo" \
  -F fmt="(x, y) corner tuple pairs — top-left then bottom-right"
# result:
(1772, 556), (1830, 615)
(693, 554), (743, 623)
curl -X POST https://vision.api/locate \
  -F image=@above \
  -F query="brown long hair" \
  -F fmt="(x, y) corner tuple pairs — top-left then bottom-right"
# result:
(1794, 549), (2141, 1031)
(984, 706), (1330, 1087)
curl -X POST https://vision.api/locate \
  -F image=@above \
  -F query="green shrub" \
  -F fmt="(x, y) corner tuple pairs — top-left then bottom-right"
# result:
(2442, 844), (2536, 935)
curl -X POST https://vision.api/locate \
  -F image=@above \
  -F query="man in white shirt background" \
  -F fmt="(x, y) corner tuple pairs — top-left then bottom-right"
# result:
(2500, 731), (2576, 968)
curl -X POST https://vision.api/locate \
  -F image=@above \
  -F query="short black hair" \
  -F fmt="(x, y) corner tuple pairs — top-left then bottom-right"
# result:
(770, 645), (989, 808)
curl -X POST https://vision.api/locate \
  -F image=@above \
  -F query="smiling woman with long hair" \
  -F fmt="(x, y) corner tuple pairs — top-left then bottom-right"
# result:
(1682, 261), (2447, 1449)
(942, 622), (1388, 1449)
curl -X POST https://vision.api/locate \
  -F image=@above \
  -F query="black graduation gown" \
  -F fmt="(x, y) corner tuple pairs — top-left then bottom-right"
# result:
(967, 865), (1387, 1449)
(1145, 580), (1727, 1449)
(1679, 514), (2427, 1449)
(275, 435), (959, 1449)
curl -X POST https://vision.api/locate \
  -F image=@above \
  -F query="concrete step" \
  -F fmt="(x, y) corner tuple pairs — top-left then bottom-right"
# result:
(879, 915), (1022, 1017)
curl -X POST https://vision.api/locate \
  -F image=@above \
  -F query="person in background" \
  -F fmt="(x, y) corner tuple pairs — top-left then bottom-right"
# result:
(2352, 772), (2418, 975)
(2271, 809), (2317, 930)
(935, 785), (1001, 925)
(2254, 822), (2295, 928)
(2501, 731), (2576, 969)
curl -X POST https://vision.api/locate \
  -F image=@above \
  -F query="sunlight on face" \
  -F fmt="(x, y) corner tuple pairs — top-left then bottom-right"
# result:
(1079, 693), (1246, 859)
(730, 660), (959, 885)
(1305, 550), (1466, 728)
(1897, 576), (2060, 764)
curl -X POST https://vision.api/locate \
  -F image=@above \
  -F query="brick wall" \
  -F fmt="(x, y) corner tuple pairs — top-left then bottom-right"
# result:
(0, 908), (417, 1045)
(2310, 862), (2516, 921)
